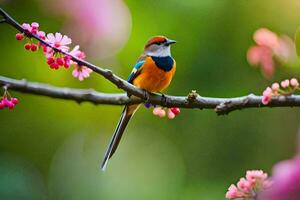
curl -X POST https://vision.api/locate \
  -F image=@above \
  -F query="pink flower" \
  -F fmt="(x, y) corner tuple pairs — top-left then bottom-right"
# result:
(167, 109), (175, 119)
(37, 31), (46, 40)
(247, 45), (274, 79)
(46, 32), (72, 52)
(254, 28), (279, 49)
(30, 44), (38, 52)
(170, 107), (180, 115)
(15, 33), (24, 40)
(290, 78), (299, 88)
(225, 184), (244, 199)
(247, 28), (296, 79)
(0, 96), (19, 110)
(258, 156), (300, 200)
(246, 170), (268, 185)
(24, 43), (31, 50)
(21, 22), (40, 35)
(72, 65), (93, 81)
(262, 87), (272, 105)
(262, 95), (271, 105)
(280, 79), (290, 88)
(21, 23), (32, 32)
(237, 178), (252, 193)
(226, 170), (271, 200)
(152, 107), (166, 118)
(273, 36), (296, 62)
(271, 82), (280, 92)
(31, 22), (39, 29)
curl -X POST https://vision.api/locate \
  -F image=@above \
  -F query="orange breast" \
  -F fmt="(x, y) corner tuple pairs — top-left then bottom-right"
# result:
(133, 57), (176, 92)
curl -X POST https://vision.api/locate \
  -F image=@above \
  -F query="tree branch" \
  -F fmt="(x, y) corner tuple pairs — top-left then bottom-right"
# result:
(0, 76), (140, 105)
(0, 7), (147, 99)
(2, 75), (300, 115)
(1, 8), (300, 115)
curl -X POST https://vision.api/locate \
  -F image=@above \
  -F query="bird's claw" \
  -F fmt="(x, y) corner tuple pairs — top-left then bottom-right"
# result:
(158, 93), (168, 106)
(143, 90), (150, 102)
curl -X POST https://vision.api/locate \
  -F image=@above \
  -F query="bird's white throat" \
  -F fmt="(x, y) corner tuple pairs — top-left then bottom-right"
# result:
(146, 46), (171, 57)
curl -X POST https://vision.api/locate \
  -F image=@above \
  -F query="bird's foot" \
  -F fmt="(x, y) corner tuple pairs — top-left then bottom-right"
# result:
(155, 92), (168, 107)
(143, 89), (150, 102)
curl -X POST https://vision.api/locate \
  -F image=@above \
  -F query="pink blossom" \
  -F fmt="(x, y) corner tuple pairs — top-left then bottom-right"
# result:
(273, 36), (296, 62)
(225, 184), (244, 199)
(46, 32), (72, 52)
(21, 22), (40, 35)
(30, 22), (39, 34)
(167, 109), (175, 119)
(0, 96), (19, 110)
(237, 178), (252, 193)
(31, 22), (39, 29)
(247, 28), (296, 79)
(262, 87), (272, 105)
(11, 98), (19, 105)
(262, 78), (300, 105)
(258, 156), (300, 200)
(153, 107), (162, 116)
(246, 170), (268, 184)
(63, 55), (72, 68)
(153, 107), (180, 119)
(271, 82), (280, 92)
(24, 43), (31, 50)
(280, 79), (290, 88)
(37, 31), (46, 40)
(170, 107), (180, 115)
(0, 101), (4, 109)
(263, 87), (272, 96)
(15, 33), (24, 40)
(247, 45), (274, 79)
(152, 107), (166, 118)
(21, 23), (32, 32)
(261, 85), (278, 105)
(226, 170), (271, 200)
(262, 95), (271, 105)
(290, 78), (299, 88)
(72, 66), (93, 81)
(30, 44), (38, 52)
(254, 28), (279, 49)
(69, 45), (86, 59)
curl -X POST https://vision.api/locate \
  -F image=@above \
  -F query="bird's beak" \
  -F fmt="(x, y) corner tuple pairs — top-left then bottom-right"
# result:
(165, 39), (177, 46)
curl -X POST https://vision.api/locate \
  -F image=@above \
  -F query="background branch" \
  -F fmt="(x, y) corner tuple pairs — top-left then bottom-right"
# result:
(2, 75), (300, 115)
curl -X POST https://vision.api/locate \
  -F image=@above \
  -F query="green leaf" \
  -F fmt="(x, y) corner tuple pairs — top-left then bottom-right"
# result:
(294, 26), (300, 58)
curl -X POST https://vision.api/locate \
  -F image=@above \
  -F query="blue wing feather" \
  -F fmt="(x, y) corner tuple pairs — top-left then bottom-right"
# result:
(127, 60), (145, 83)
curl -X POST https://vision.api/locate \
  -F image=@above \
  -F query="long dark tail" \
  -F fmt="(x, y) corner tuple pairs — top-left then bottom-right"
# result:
(100, 104), (140, 171)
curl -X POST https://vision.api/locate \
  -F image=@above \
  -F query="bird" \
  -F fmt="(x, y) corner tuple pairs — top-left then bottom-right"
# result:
(100, 35), (177, 170)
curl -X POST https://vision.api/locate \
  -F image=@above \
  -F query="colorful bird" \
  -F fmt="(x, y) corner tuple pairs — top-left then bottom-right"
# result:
(101, 36), (177, 170)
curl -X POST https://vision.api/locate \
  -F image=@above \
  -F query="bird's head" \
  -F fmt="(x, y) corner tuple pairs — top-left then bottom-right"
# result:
(144, 36), (176, 57)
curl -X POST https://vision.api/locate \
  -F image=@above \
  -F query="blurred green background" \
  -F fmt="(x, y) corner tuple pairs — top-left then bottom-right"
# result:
(0, 0), (300, 199)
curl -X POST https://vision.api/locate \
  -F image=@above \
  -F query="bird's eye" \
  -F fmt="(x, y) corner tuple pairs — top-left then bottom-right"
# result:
(155, 42), (162, 45)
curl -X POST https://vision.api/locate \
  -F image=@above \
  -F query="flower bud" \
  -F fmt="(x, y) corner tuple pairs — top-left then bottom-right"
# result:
(167, 110), (175, 119)
(170, 107), (180, 115)
(15, 33), (24, 40)
(30, 44), (38, 52)
(290, 78), (299, 87)
(24, 43), (31, 50)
